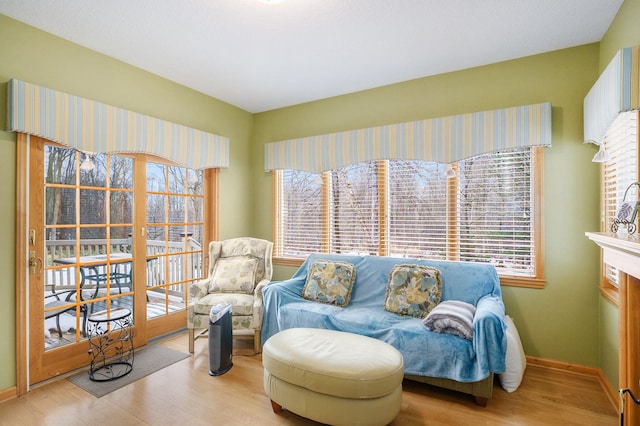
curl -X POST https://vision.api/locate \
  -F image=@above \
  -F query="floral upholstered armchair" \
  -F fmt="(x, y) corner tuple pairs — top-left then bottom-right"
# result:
(188, 237), (273, 354)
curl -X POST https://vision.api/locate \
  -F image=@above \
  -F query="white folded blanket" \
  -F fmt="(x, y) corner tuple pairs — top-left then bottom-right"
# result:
(423, 300), (476, 340)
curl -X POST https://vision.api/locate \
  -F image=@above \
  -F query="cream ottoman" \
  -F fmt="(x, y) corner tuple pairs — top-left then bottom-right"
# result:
(263, 328), (404, 426)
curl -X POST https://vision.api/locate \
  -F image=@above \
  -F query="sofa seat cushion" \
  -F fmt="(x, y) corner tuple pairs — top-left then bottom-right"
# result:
(266, 302), (484, 380)
(263, 327), (404, 399)
(193, 292), (254, 316)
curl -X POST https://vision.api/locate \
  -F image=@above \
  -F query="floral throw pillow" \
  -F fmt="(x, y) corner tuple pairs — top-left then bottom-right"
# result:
(383, 264), (442, 318)
(302, 260), (356, 307)
(209, 256), (258, 294)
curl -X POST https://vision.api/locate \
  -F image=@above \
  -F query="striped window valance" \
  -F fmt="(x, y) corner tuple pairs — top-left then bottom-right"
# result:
(264, 102), (552, 173)
(584, 46), (640, 145)
(7, 79), (229, 169)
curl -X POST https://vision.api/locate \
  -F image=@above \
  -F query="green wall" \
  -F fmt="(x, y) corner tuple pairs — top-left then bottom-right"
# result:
(0, 14), (254, 391)
(595, 0), (640, 393)
(4, 0), (640, 396)
(253, 45), (604, 367)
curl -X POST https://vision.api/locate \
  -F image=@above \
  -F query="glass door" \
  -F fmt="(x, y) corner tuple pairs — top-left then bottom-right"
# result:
(28, 138), (209, 383)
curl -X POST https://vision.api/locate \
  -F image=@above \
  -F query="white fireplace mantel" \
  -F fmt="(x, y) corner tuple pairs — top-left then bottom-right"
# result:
(586, 232), (640, 256)
(586, 232), (640, 278)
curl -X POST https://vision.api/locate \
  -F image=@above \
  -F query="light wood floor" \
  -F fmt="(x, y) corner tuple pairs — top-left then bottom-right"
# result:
(0, 331), (617, 425)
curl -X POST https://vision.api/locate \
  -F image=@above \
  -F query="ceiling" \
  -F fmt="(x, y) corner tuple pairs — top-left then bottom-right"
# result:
(0, 0), (624, 113)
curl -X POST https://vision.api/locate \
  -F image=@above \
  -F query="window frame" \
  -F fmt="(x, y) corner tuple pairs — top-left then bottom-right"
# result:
(598, 111), (640, 306)
(273, 147), (546, 288)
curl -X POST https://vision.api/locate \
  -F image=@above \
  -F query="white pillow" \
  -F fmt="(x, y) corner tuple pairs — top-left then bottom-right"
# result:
(498, 315), (527, 393)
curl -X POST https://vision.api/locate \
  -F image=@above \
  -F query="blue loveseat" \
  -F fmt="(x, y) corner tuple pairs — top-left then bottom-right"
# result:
(261, 253), (507, 405)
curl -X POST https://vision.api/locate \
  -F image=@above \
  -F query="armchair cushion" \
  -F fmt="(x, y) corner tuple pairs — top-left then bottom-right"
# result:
(383, 264), (442, 318)
(192, 292), (254, 316)
(208, 256), (258, 294)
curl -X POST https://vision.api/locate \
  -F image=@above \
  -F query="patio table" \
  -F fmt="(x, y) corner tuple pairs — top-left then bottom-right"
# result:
(54, 253), (134, 299)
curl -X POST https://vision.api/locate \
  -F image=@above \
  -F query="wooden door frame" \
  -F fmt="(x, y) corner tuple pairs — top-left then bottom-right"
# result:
(15, 132), (29, 396)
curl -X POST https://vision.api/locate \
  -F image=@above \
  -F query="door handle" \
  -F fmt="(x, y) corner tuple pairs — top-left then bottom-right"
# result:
(29, 251), (43, 274)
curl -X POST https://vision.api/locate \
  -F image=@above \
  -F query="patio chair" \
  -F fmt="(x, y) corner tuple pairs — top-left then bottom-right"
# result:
(187, 237), (273, 354)
(44, 291), (86, 337)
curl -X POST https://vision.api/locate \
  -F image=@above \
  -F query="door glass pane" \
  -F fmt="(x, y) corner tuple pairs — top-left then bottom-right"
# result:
(79, 153), (106, 186)
(147, 194), (166, 223)
(111, 156), (133, 189)
(46, 187), (75, 225)
(188, 170), (202, 195)
(168, 166), (186, 193)
(147, 163), (166, 192)
(45, 147), (76, 184)
(189, 197), (203, 222)
(111, 191), (133, 224)
(168, 196), (185, 223)
(80, 189), (106, 224)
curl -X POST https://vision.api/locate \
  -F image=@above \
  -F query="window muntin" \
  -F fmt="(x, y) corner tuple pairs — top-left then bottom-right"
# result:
(275, 147), (542, 282)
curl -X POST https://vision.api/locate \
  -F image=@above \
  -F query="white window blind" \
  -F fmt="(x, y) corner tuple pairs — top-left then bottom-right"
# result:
(329, 162), (379, 255)
(602, 111), (639, 286)
(387, 160), (448, 259)
(274, 147), (540, 280)
(279, 169), (323, 257)
(457, 150), (534, 276)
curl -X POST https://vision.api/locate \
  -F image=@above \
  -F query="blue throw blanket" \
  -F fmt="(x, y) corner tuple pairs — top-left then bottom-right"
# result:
(262, 254), (507, 383)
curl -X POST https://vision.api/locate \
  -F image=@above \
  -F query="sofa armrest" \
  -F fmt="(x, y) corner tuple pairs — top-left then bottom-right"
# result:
(473, 295), (507, 374)
(189, 278), (210, 300)
(276, 277), (307, 293)
(261, 277), (308, 345)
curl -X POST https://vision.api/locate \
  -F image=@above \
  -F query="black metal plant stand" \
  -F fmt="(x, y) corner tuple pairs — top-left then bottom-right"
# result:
(87, 307), (134, 382)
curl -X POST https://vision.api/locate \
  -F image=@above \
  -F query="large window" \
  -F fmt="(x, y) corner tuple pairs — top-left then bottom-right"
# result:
(274, 147), (544, 286)
(601, 111), (639, 298)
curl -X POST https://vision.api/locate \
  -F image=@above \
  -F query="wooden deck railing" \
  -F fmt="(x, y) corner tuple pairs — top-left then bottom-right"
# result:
(45, 239), (203, 298)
